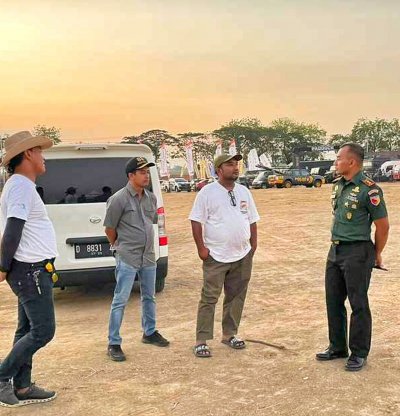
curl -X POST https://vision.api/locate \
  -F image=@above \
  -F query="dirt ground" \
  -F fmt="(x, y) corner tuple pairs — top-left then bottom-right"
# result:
(1, 183), (400, 416)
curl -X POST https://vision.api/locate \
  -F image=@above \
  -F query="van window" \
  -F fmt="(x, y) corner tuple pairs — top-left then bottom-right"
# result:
(36, 158), (153, 204)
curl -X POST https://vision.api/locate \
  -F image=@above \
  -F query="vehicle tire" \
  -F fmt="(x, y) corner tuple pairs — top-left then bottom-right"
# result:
(314, 180), (322, 188)
(276, 185), (283, 189)
(155, 276), (165, 293)
(284, 180), (292, 188)
(261, 183), (267, 189)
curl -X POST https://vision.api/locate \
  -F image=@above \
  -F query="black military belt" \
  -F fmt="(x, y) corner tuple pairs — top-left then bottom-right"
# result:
(332, 240), (369, 245)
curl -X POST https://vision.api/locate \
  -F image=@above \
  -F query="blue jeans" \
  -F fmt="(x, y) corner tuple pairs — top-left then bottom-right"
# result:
(108, 256), (157, 345)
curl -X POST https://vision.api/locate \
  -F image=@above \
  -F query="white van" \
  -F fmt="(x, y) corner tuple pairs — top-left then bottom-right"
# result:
(33, 143), (168, 292)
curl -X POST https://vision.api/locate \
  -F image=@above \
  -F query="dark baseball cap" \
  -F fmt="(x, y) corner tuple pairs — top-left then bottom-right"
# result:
(214, 153), (243, 169)
(125, 157), (155, 175)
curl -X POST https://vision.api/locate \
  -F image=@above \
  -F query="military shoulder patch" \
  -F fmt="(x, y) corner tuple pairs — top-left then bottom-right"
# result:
(368, 189), (379, 196)
(361, 177), (375, 187)
(369, 195), (381, 206)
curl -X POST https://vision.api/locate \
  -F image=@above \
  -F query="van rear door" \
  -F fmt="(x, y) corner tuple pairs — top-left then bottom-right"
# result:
(36, 149), (161, 274)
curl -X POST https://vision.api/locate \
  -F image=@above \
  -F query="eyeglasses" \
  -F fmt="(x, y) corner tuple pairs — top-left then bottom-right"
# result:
(228, 190), (236, 206)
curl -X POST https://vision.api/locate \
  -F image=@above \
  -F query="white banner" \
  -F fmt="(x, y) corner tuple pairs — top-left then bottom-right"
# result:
(215, 141), (222, 157)
(228, 139), (237, 156)
(259, 153), (272, 168)
(159, 143), (169, 177)
(208, 160), (216, 178)
(185, 142), (194, 177)
(247, 148), (261, 171)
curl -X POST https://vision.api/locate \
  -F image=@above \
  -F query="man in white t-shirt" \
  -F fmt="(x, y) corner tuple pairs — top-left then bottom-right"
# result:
(189, 154), (260, 358)
(0, 131), (58, 407)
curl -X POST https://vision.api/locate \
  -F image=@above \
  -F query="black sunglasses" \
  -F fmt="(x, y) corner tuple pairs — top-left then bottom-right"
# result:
(228, 190), (236, 206)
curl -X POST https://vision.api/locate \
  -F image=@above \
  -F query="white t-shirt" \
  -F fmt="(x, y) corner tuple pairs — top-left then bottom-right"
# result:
(0, 174), (58, 262)
(189, 181), (260, 263)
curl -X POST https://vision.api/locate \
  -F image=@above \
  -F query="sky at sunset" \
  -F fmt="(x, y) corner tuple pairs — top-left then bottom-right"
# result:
(1, 0), (399, 142)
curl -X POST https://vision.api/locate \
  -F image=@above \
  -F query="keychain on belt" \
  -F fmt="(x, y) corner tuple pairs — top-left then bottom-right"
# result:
(32, 270), (42, 295)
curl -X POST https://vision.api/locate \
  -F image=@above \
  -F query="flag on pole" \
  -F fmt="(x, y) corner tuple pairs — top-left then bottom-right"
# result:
(259, 153), (272, 168)
(228, 139), (237, 156)
(185, 141), (194, 177)
(159, 143), (169, 177)
(199, 160), (207, 178)
(208, 161), (216, 178)
(247, 149), (261, 171)
(215, 141), (222, 157)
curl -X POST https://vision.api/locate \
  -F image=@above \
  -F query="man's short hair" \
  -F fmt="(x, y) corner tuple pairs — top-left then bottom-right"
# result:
(340, 142), (364, 164)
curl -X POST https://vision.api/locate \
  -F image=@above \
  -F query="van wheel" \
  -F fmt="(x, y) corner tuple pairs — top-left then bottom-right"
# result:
(314, 180), (322, 188)
(284, 180), (292, 188)
(155, 276), (165, 293)
(261, 183), (267, 189)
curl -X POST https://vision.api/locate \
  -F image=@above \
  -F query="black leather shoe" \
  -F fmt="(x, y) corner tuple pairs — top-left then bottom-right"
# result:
(316, 348), (349, 361)
(345, 355), (366, 371)
(107, 345), (126, 361)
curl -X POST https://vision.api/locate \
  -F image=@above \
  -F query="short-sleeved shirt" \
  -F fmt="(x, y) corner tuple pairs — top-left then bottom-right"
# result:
(331, 171), (388, 242)
(103, 183), (158, 268)
(189, 181), (260, 263)
(0, 174), (58, 262)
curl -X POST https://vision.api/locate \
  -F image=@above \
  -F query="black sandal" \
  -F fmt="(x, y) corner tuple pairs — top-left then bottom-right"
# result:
(221, 336), (246, 349)
(193, 344), (212, 358)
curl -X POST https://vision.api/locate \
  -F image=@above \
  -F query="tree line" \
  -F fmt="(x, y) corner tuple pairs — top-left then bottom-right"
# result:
(2, 118), (400, 165)
(122, 117), (400, 165)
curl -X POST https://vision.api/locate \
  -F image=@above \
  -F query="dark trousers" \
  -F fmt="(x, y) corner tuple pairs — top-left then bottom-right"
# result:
(0, 261), (55, 389)
(325, 241), (375, 358)
(196, 251), (253, 341)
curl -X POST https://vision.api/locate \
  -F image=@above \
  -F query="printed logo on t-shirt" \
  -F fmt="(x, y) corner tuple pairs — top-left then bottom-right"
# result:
(240, 200), (248, 213)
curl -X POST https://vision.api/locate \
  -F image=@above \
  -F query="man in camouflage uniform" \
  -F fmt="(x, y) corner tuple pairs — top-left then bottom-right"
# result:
(316, 143), (389, 371)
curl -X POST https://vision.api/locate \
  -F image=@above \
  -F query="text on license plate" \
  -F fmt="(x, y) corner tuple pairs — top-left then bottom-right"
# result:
(74, 243), (113, 259)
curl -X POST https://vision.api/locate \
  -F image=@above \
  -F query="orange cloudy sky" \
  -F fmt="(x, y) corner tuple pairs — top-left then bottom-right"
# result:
(1, 0), (399, 141)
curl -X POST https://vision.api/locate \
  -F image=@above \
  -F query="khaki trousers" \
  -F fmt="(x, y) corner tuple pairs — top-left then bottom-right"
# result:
(196, 250), (253, 340)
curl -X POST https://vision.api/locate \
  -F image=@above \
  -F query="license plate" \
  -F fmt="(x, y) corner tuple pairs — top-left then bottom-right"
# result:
(74, 243), (113, 259)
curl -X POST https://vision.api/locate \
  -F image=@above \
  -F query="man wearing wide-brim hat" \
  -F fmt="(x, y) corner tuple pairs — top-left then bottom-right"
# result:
(0, 131), (58, 407)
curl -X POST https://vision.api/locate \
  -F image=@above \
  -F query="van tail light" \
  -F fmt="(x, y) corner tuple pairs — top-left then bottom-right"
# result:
(157, 207), (168, 246)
